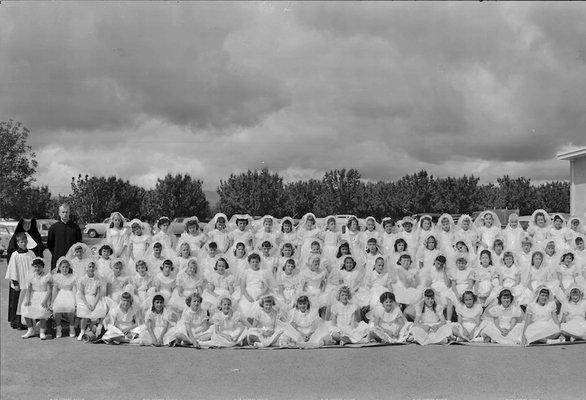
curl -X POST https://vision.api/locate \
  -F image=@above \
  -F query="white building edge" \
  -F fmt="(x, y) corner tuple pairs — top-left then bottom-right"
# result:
(557, 147), (586, 217)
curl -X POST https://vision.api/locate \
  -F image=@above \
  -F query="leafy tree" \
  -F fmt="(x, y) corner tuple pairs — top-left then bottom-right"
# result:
(143, 174), (210, 220)
(283, 179), (324, 218)
(315, 169), (364, 216)
(69, 175), (146, 222)
(217, 169), (286, 217)
(393, 170), (435, 215)
(0, 120), (38, 217)
(534, 181), (570, 213)
(494, 176), (536, 215)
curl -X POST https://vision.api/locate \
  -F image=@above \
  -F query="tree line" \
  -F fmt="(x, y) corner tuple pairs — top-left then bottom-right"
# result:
(0, 120), (570, 222)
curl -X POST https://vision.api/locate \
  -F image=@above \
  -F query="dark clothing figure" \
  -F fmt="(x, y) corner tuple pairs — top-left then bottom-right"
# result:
(6, 218), (45, 329)
(47, 220), (82, 271)
(6, 218), (45, 263)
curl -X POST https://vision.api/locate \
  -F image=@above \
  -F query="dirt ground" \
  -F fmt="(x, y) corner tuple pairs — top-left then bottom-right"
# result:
(1, 254), (585, 400)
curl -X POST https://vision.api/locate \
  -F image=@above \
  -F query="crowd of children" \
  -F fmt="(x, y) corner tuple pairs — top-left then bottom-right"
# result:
(5, 210), (586, 347)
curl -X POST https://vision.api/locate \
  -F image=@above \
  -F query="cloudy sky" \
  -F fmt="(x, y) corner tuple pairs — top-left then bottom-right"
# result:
(2, 2), (585, 195)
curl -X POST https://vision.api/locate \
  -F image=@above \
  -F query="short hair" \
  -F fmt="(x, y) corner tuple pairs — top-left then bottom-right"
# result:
(336, 285), (352, 301)
(216, 216), (226, 224)
(235, 218), (249, 225)
(434, 255), (447, 265)
(185, 219), (199, 230)
(121, 292), (133, 304)
(367, 238), (378, 244)
(214, 257), (229, 270)
(479, 250), (493, 265)
(58, 258), (72, 274)
(531, 251), (544, 266)
(456, 257), (468, 265)
(379, 291), (395, 304)
(233, 242), (247, 256)
(283, 258), (296, 271)
(15, 232), (27, 242)
(261, 241), (273, 248)
(135, 260), (148, 271)
(497, 289), (513, 304)
(153, 242), (163, 249)
(259, 295), (276, 307)
(99, 245), (112, 255)
(397, 253), (412, 265)
(161, 259), (174, 271)
(561, 252), (574, 262)
(336, 242), (351, 258)
(248, 253), (261, 263)
(493, 239), (504, 248)
(151, 294), (165, 311)
(208, 242), (218, 250)
(394, 238), (408, 252)
(576, 237), (584, 245)
(281, 219), (292, 232)
(179, 242), (191, 252)
(157, 217), (170, 227)
(341, 256), (356, 271)
(112, 260), (124, 269)
(553, 215), (563, 222)
(503, 251), (515, 262)
(185, 293), (203, 307)
(568, 287), (583, 301)
(537, 288), (550, 301)
(295, 295), (310, 310)
(461, 290), (477, 304)
(310, 241), (320, 248)
(280, 243), (294, 256)
(423, 288), (435, 298)
(218, 297), (232, 309)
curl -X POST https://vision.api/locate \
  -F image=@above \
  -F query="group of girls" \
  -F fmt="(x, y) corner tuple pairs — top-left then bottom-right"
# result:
(6, 209), (586, 347)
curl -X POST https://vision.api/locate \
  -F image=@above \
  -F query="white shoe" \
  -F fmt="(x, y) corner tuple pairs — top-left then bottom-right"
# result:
(40, 330), (47, 340)
(69, 327), (76, 338)
(55, 326), (62, 338)
(21, 329), (35, 339)
(77, 332), (84, 341)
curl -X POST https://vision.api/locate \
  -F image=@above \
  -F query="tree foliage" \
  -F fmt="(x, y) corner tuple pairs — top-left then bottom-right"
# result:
(0, 120), (38, 217)
(217, 169), (286, 217)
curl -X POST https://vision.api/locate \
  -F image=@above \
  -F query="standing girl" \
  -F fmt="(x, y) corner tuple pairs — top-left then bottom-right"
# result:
(105, 212), (129, 259)
(20, 258), (52, 339)
(128, 219), (151, 265)
(321, 216), (342, 262)
(51, 257), (77, 338)
(474, 211), (502, 252)
(392, 254), (421, 312)
(528, 209), (552, 251)
(169, 258), (203, 313)
(65, 242), (92, 281)
(76, 261), (108, 340)
(206, 213), (230, 254)
(239, 253), (271, 317)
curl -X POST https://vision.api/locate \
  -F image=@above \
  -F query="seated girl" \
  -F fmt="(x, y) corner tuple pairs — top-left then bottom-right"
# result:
(102, 292), (142, 344)
(326, 286), (369, 346)
(368, 292), (411, 344)
(409, 289), (453, 345)
(480, 289), (524, 345)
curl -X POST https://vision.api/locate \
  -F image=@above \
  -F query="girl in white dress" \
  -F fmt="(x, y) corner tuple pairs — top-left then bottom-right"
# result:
(409, 289), (453, 345)
(415, 215), (435, 258)
(417, 234), (441, 274)
(435, 214), (456, 256)
(204, 213), (229, 254)
(129, 260), (154, 311)
(560, 286), (586, 340)
(171, 293), (212, 348)
(76, 261), (108, 340)
(174, 242), (195, 274)
(516, 236), (534, 288)
(228, 214), (253, 252)
(526, 251), (557, 294)
(281, 295), (328, 348)
(201, 297), (246, 348)
(494, 251), (531, 305)
(392, 254), (422, 310)
(279, 217), (298, 251)
(451, 291), (483, 342)
(169, 259), (204, 314)
(398, 217), (418, 257)
(65, 242), (91, 281)
(527, 209), (552, 251)
(297, 213), (322, 263)
(454, 215), (478, 255)
(523, 287), (563, 345)
(134, 294), (176, 346)
(145, 241), (169, 274)
(177, 217), (206, 256)
(128, 219), (151, 265)
(239, 253), (272, 318)
(381, 217), (398, 257)
(102, 292), (142, 344)
(556, 252), (578, 294)
(151, 217), (176, 252)
(474, 211), (502, 252)
(96, 245), (113, 282)
(359, 216), (382, 252)
(358, 257), (393, 309)
(105, 259), (131, 307)
(567, 217), (584, 250)
(298, 255), (328, 310)
(446, 257), (474, 321)
(327, 286), (369, 345)
(227, 242), (248, 283)
(247, 295), (286, 348)
(278, 243), (298, 273)
(20, 258), (52, 340)
(368, 292), (411, 344)
(421, 255), (453, 309)
(105, 212), (129, 259)
(390, 238), (409, 270)
(480, 289), (524, 345)
(51, 257), (77, 338)
(502, 214), (525, 253)
(333, 256), (364, 305)
(275, 258), (301, 311)
(254, 215), (279, 252)
(342, 217), (363, 258)
(152, 259), (176, 305)
(473, 250), (498, 306)
(549, 214), (572, 251)
(203, 257), (236, 310)
(320, 216), (342, 262)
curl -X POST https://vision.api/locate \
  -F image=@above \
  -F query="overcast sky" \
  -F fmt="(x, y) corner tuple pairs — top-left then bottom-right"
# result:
(2, 2), (585, 194)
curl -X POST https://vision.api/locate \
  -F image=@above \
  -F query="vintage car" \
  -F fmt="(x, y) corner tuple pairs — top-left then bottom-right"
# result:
(84, 217), (130, 238)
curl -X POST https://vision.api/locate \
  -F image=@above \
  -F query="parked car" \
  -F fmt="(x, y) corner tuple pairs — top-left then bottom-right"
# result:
(0, 224), (16, 257)
(37, 219), (57, 245)
(170, 217), (189, 236)
(84, 217), (130, 238)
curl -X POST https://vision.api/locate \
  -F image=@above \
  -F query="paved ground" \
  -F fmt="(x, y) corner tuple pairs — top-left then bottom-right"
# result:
(1, 251), (585, 400)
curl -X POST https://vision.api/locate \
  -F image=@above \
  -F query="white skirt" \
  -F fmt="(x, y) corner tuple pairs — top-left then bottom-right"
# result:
(524, 320), (561, 343)
(52, 289), (76, 314)
(76, 294), (108, 319)
(21, 291), (52, 320)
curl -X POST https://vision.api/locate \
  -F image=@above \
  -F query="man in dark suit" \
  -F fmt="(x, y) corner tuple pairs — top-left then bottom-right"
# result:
(47, 203), (82, 271)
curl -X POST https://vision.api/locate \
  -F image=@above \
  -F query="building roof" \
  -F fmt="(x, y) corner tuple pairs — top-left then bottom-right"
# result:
(557, 147), (586, 161)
